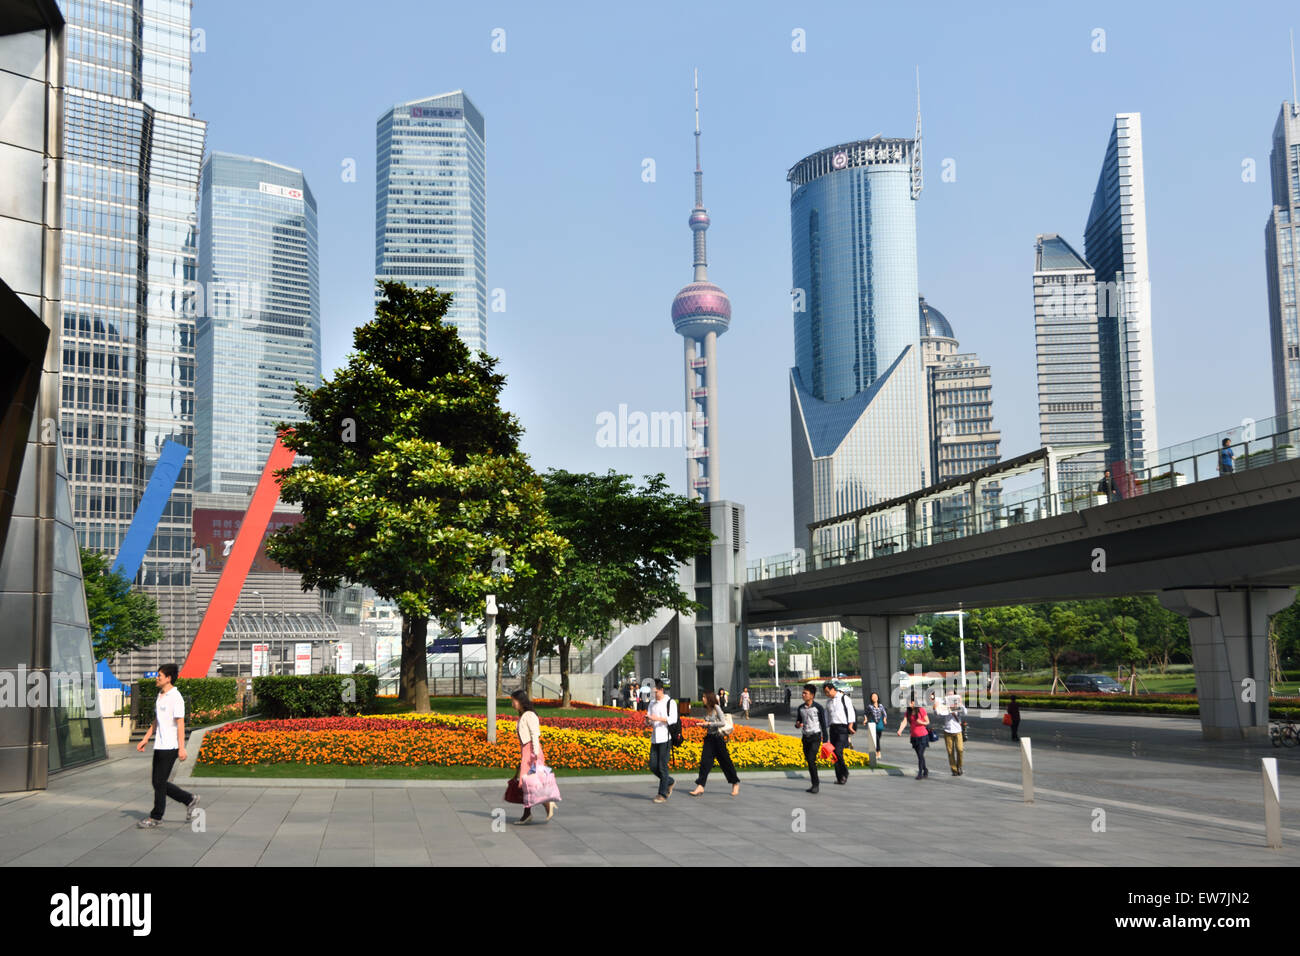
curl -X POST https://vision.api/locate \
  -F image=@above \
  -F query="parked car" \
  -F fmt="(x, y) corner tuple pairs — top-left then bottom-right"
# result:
(1065, 673), (1125, 694)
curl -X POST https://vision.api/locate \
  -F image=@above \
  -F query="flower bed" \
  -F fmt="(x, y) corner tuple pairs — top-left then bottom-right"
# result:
(196, 713), (873, 772)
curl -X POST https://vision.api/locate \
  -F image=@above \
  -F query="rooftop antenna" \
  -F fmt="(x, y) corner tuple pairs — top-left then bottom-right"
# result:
(911, 65), (923, 199)
(1292, 29), (1298, 116)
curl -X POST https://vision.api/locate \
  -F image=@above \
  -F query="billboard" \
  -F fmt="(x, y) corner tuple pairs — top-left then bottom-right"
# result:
(336, 643), (352, 675)
(251, 643), (270, 677)
(294, 643), (312, 676)
(193, 508), (302, 574)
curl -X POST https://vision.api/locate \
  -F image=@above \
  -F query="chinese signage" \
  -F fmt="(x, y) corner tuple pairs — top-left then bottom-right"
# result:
(251, 644), (269, 677)
(193, 508), (302, 574)
(410, 106), (462, 119)
(294, 643), (312, 676)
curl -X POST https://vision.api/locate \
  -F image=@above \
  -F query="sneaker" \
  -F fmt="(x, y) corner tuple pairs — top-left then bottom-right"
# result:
(185, 794), (200, 820)
(137, 817), (161, 828)
(652, 795), (667, 803)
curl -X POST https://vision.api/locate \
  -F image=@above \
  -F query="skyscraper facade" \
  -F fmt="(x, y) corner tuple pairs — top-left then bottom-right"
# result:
(375, 91), (486, 354)
(58, 0), (206, 664)
(788, 135), (925, 553)
(1265, 100), (1300, 428)
(920, 297), (1001, 521)
(1084, 113), (1157, 472)
(671, 74), (730, 501)
(196, 153), (320, 495)
(1033, 234), (1105, 486)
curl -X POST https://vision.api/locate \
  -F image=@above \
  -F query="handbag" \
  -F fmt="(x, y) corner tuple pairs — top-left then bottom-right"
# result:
(819, 741), (836, 761)
(521, 752), (562, 806)
(1002, 713), (1013, 726)
(504, 777), (524, 804)
(719, 710), (734, 736)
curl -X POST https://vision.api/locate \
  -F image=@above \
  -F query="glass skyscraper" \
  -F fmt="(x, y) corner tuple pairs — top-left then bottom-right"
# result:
(1084, 113), (1157, 473)
(196, 153), (320, 495)
(375, 91), (487, 353)
(788, 137), (925, 553)
(1265, 100), (1300, 427)
(57, 0), (206, 665)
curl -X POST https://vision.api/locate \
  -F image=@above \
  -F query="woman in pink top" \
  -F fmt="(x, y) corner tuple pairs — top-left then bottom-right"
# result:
(896, 697), (930, 779)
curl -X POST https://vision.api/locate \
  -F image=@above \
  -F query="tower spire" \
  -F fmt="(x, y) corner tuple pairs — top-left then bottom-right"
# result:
(911, 65), (923, 199)
(1291, 29), (1298, 116)
(691, 68), (710, 281)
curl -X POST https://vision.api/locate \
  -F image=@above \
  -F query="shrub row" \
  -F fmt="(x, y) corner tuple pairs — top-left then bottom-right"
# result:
(252, 674), (379, 718)
(1010, 695), (1300, 719)
(136, 677), (237, 720)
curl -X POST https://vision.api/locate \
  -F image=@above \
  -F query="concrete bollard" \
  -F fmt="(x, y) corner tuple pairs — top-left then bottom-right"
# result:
(768, 713), (776, 734)
(1020, 737), (1034, 803)
(1263, 757), (1282, 849)
(864, 723), (878, 768)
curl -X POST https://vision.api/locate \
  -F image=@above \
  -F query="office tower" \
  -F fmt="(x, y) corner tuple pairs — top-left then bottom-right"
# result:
(1266, 98), (1300, 428)
(57, 0), (207, 671)
(671, 72), (730, 501)
(375, 91), (487, 354)
(196, 154), (320, 495)
(920, 297), (1002, 521)
(788, 127), (925, 554)
(1084, 113), (1157, 471)
(1033, 234), (1105, 486)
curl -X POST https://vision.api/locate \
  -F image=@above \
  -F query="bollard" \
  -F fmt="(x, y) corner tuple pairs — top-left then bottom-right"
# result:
(1020, 737), (1034, 803)
(864, 723), (878, 768)
(1262, 757), (1282, 849)
(768, 713), (776, 734)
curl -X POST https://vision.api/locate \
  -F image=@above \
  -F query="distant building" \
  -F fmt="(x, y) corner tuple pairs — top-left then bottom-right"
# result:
(1033, 234), (1105, 487)
(375, 91), (487, 354)
(195, 153), (320, 495)
(919, 297), (1001, 525)
(1084, 113), (1158, 471)
(1266, 100), (1300, 428)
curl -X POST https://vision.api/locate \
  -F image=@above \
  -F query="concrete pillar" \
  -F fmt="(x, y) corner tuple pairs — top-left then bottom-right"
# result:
(843, 613), (917, 708)
(635, 644), (654, 688)
(1158, 588), (1297, 740)
(704, 330), (720, 496)
(684, 337), (699, 496)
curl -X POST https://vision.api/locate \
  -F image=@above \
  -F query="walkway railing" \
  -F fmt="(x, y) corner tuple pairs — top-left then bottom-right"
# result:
(749, 412), (1298, 581)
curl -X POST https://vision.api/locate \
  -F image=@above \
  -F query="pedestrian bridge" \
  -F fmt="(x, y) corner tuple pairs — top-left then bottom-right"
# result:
(745, 414), (1300, 740)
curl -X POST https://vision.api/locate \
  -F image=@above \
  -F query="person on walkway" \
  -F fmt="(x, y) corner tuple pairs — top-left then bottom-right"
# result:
(740, 687), (751, 721)
(688, 691), (740, 797)
(896, 696), (930, 779)
(510, 689), (558, 824)
(136, 663), (198, 828)
(1219, 437), (1235, 475)
(1007, 694), (1021, 741)
(794, 683), (829, 794)
(942, 692), (967, 775)
(822, 681), (855, 784)
(1098, 469), (1120, 503)
(865, 691), (888, 760)
(783, 686), (792, 708)
(639, 681), (653, 712)
(717, 687), (729, 710)
(646, 679), (677, 803)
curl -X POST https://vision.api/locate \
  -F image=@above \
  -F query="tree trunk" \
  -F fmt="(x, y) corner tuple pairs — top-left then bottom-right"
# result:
(525, 618), (541, 698)
(1050, 654), (1060, 695)
(559, 636), (571, 707)
(401, 614), (430, 713)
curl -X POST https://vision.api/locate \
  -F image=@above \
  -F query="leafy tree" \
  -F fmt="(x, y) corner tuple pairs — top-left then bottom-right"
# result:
(79, 549), (164, 662)
(968, 605), (1036, 693)
(266, 283), (567, 712)
(501, 470), (714, 706)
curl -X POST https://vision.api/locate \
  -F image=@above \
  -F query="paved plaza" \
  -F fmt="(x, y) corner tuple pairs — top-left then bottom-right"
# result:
(1, 711), (1297, 866)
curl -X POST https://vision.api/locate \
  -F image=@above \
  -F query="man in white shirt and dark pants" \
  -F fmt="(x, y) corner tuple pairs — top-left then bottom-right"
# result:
(942, 692), (967, 775)
(645, 679), (677, 803)
(137, 663), (198, 827)
(823, 682), (856, 785)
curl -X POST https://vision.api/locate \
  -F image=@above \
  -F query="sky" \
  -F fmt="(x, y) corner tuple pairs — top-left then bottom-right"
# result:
(190, 0), (1298, 559)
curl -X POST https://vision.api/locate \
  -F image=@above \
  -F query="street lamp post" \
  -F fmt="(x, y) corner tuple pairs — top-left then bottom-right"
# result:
(485, 595), (498, 744)
(250, 590), (266, 678)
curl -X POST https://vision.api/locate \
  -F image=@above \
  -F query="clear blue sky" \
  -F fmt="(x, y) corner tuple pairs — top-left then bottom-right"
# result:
(191, 0), (1297, 559)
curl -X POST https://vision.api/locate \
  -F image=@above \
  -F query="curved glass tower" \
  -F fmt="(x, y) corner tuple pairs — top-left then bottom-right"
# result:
(788, 137), (924, 552)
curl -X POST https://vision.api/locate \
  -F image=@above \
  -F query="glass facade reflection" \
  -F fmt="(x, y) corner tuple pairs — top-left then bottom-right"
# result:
(787, 139), (925, 551)
(376, 91), (487, 353)
(1266, 102), (1300, 429)
(58, 0), (207, 671)
(196, 154), (320, 494)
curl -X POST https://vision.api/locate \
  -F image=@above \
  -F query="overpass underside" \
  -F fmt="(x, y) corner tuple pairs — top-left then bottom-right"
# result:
(746, 459), (1300, 740)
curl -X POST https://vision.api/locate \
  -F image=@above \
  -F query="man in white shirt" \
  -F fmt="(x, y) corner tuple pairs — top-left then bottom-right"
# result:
(822, 682), (856, 785)
(942, 692), (967, 775)
(645, 679), (677, 803)
(136, 663), (198, 827)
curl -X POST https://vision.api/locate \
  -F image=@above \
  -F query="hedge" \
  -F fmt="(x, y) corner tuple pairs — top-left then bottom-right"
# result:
(252, 674), (379, 719)
(1007, 694), (1300, 720)
(137, 677), (237, 722)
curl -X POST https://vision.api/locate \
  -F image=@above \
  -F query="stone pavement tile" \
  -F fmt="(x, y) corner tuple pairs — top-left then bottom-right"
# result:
(315, 847), (375, 866)
(374, 848), (433, 866)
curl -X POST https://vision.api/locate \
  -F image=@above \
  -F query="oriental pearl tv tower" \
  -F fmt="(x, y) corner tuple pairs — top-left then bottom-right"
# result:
(671, 70), (731, 502)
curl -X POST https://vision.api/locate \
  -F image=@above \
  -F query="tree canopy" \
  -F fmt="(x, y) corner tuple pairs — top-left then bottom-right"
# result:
(80, 548), (164, 662)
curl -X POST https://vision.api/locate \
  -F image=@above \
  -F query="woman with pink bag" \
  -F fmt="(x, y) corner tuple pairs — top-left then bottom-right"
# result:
(510, 690), (560, 825)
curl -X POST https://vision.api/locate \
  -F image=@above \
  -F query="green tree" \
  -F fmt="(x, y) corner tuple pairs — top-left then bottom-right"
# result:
(968, 605), (1036, 693)
(266, 282), (567, 712)
(79, 549), (164, 662)
(502, 470), (714, 706)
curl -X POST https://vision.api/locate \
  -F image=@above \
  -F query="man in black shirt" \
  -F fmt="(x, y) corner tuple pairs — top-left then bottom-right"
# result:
(794, 683), (829, 794)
